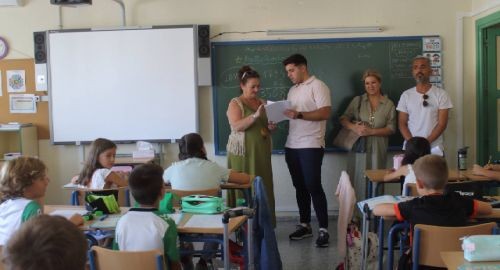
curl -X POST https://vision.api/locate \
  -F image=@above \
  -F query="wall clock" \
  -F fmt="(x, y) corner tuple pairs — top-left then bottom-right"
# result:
(0, 37), (10, 60)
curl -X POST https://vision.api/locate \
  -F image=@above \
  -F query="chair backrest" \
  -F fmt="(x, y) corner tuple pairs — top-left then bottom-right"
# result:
(405, 183), (418, 196)
(413, 222), (497, 268)
(89, 246), (165, 270)
(170, 188), (220, 207)
(72, 187), (130, 207)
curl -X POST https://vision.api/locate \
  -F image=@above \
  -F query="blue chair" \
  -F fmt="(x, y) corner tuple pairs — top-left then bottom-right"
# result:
(88, 246), (165, 270)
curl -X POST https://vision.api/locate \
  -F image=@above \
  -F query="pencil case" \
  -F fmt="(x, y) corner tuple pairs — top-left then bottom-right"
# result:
(181, 195), (224, 214)
(462, 235), (500, 262)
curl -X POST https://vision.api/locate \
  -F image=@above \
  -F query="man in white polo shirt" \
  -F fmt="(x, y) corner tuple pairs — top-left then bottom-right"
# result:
(283, 54), (331, 247)
(397, 56), (453, 155)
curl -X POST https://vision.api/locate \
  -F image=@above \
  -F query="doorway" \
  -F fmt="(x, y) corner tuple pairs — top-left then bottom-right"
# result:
(476, 12), (500, 164)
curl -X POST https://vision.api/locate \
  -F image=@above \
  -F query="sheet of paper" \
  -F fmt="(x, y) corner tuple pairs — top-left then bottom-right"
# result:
(168, 213), (183, 225)
(357, 195), (413, 211)
(63, 183), (86, 189)
(50, 209), (88, 219)
(265, 100), (291, 123)
(183, 214), (223, 228)
(90, 215), (122, 229)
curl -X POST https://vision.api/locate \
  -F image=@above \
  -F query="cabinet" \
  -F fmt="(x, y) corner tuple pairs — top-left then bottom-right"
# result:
(0, 125), (38, 161)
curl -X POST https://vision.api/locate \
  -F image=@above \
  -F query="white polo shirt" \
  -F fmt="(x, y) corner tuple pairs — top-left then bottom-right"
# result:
(0, 198), (42, 245)
(396, 86), (453, 149)
(285, 75), (331, 149)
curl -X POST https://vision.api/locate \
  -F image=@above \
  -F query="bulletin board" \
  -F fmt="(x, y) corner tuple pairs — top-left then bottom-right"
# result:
(0, 59), (49, 139)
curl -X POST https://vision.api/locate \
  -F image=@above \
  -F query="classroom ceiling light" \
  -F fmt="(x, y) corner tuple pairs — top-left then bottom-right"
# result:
(267, 26), (383, 35)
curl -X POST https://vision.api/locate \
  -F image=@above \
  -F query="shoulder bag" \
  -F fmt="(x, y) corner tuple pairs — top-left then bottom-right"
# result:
(333, 95), (366, 152)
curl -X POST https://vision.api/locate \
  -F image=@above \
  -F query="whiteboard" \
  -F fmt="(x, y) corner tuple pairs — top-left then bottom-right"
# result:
(47, 26), (198, 144)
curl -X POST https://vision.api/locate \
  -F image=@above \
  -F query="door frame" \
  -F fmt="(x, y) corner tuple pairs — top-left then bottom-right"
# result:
(476, 11), (500, 164)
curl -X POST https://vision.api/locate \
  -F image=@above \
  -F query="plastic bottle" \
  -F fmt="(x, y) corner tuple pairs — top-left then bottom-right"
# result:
(458, 147), (468, 171)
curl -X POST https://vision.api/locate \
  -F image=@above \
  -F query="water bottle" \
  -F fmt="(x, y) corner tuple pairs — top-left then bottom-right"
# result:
(458, 147), (468, 170)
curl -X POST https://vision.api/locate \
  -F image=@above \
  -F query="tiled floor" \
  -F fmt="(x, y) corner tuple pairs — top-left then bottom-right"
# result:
(275, 218), (341, 270)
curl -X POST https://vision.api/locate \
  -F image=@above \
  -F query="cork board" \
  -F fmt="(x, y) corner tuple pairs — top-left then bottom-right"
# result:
(0, 59), (49, 139)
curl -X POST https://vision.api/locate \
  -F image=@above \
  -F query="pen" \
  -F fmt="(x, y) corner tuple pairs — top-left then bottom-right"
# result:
(98, 214), (108, 221)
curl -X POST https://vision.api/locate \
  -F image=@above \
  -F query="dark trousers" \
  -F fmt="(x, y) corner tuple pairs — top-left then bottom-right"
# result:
(285, 147), (328, 229)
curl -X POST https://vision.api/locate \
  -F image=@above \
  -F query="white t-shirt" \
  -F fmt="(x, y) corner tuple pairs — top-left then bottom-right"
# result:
(396, 86), (453, 149)
(401, 164), (416, 195)
(286, 76), (331, 148)
(163, 158), (229, 190)
(89, 168), (112, 189)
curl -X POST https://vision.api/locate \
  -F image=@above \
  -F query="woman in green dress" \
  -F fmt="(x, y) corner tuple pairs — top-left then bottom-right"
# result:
(340, 69), (396, 201)
(226, 65), (276, 226)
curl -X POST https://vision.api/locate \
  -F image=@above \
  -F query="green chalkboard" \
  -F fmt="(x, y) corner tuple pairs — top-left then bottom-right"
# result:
(212, 36), (426, 155)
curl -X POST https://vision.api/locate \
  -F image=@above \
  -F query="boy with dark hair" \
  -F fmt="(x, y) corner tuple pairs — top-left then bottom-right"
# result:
(374, 154), (493, 229)
(2, 215), (87, 270)
(282, 53), (332, 247)
(113, 163), (181, 270)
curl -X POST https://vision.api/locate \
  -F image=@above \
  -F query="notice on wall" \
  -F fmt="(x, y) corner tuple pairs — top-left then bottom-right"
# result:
(9, 94), (36, 114)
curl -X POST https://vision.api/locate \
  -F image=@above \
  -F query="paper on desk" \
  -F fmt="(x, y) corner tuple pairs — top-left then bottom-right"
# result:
(168, 213), (183, 225)
(90, 215), (122, 229)
(63, 183), (86, 189)
(265, 100), (291, 123)
(183, 214), (223, 228)
(50, 209), (88, 219)
(357, 195), (413, 211)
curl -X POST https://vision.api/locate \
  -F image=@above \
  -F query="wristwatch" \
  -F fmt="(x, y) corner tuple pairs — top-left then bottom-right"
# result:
(297, 112), (303, 119)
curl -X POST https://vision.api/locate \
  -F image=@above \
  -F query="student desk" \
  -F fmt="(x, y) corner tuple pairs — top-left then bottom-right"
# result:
(44, 205), (247, 234)
(165, 182), (253, 207)
(372, 209), (500, 270)
(365, 169), (494, 199)
(440, 251), (500, 269)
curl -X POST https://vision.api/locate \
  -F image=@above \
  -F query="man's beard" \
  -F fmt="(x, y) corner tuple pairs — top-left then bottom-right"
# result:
(414, 73), (429, 84)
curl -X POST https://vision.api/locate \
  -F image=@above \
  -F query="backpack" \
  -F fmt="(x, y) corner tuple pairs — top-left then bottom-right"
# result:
(345, 222), (378, 269)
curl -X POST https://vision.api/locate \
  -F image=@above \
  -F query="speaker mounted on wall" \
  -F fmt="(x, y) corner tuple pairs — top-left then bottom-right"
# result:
(50, 0), (91, 5)
(197, 25), (210, 58)
(34, 31), (46, 64)
(33, 31), (48, 91)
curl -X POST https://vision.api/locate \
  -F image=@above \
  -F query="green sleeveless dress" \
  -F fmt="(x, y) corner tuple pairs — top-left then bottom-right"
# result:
(227, 102), (275, 226)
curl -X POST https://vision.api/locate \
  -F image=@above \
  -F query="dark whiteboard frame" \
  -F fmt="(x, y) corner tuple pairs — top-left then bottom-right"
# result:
(212, 36), (433, 155)
(47, 25), (199, 145)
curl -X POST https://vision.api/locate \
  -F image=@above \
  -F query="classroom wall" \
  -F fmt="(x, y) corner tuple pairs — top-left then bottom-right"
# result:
(0, 0), (477, 212)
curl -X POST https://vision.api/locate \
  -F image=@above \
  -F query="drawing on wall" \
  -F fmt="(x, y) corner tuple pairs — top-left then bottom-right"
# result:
(424, 52), (441, 67)
(7, 70), (26, 92)
(422, 37), (441, 52)
(9, 93), (37, 114)
(431, 67), (442, 77)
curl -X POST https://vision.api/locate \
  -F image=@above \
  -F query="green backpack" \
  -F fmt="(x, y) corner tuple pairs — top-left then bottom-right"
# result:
(85, 193), (120, 214)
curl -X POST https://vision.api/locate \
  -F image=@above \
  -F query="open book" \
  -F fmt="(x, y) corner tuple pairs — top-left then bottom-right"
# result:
(357, 195), (413, 212)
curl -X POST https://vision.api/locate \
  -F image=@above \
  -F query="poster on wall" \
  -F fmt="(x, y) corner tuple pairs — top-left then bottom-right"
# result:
(422, 37), (441, 52)
(9, 94), (37, 114)
(424, 52), (441, 67)
(7, 70), (26, 93)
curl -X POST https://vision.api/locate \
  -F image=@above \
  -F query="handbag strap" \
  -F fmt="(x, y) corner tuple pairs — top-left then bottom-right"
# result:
(356, 95), (363, 121)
